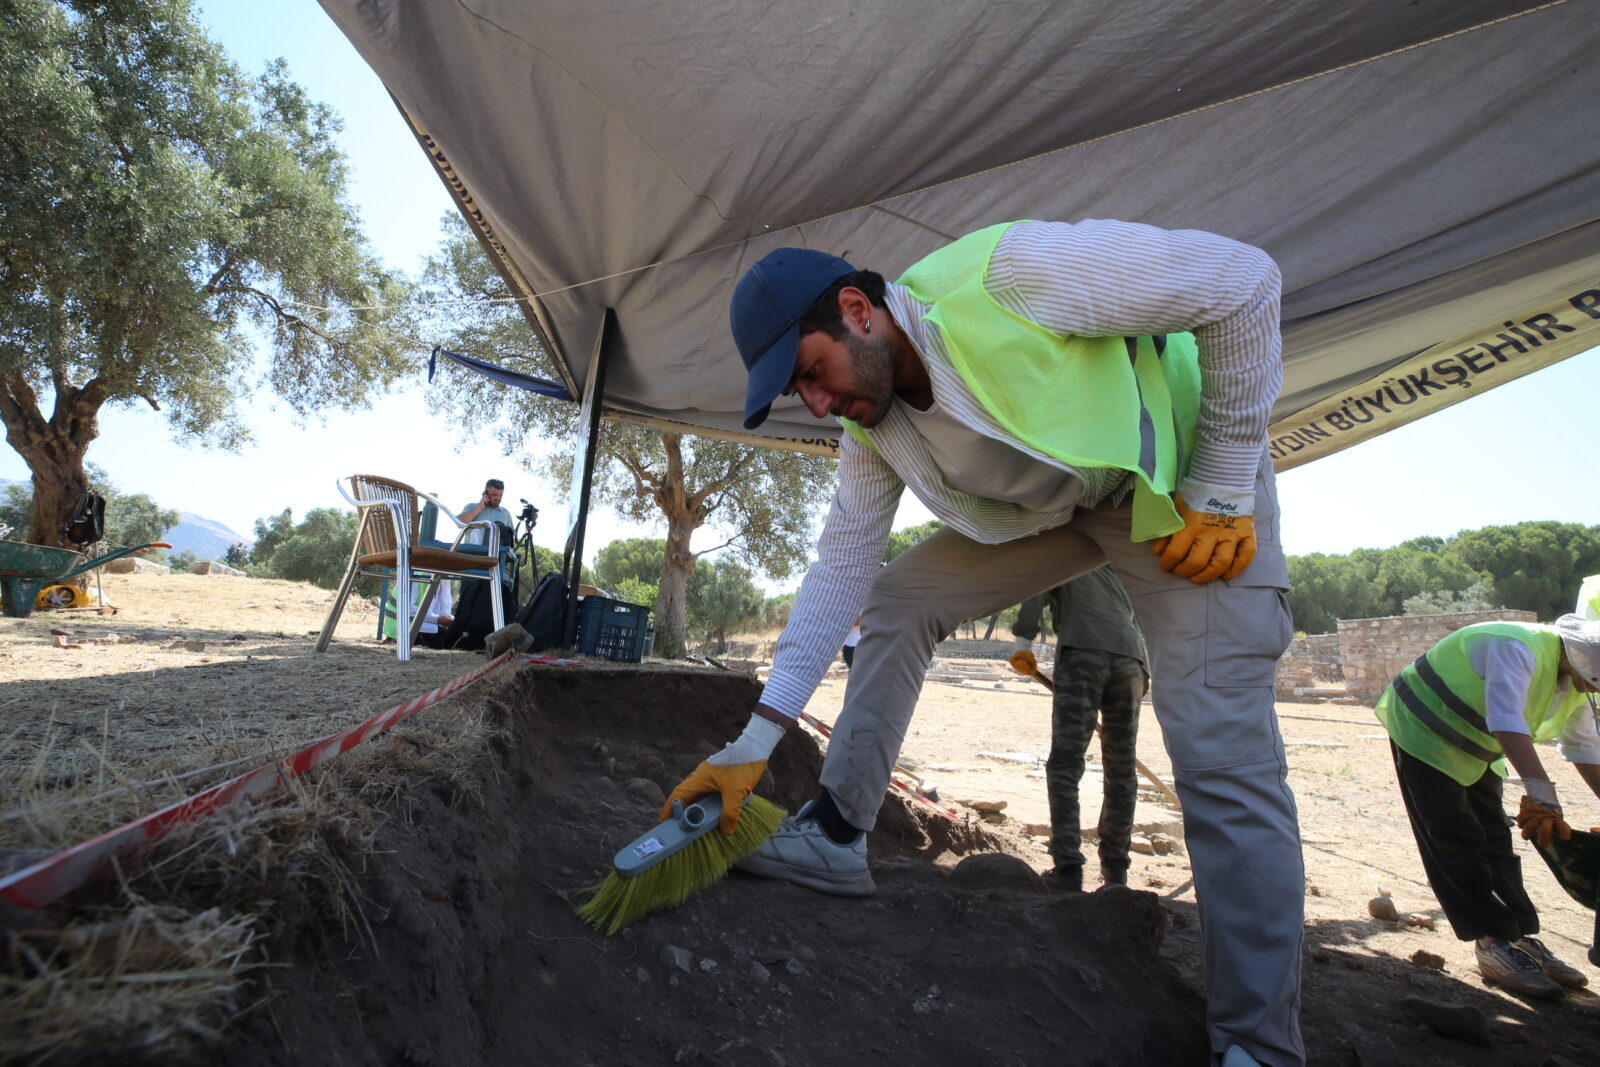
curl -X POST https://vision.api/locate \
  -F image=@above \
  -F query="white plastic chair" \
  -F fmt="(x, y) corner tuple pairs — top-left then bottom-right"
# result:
(315, 474), (505, 661)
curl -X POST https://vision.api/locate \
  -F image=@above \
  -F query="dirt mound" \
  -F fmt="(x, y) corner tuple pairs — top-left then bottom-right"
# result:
(197, 660), (1206, 1065)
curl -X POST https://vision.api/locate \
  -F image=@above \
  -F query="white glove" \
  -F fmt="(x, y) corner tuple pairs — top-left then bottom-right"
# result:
(1519, 777), (1562, 815)
(662, 714), (786, 833)
(1011, 634), (1033, 653)
(708, 714), (786, 766)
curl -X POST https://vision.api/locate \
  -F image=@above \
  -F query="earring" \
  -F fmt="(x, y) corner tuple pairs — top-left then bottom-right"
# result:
(863, 319), (872, 333)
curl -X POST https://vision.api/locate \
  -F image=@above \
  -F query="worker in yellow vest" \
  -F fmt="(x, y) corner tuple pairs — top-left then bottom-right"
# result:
(667, 220), (1298, 1067)
(1374, 615), (1600, 998)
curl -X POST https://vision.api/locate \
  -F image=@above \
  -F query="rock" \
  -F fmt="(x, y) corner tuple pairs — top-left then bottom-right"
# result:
(746, 960), (770, 985)
(67, 633), (131, 647)
(1128, 834), (1156, 855)
(1400, 995), (1490, 1046)
(1367, 895), (1399, 921)
(659, 944), (694, 974)
(696, 957), (719, 975)
(626, 777), (666, 806)
(484, 622), (533, 659)
(758, 946), (816, 965)
(52, 636), (83, 650)
(163, 639), (206, 652)
(870, 855), (927, 878)
(1351, 1033), (1403, 1067)
(977, 751), (1042, 766)
(189, 560), (244, 576)
(634, 966), (651, 984)
(49, 627), (70, 636)
(979, 812), (1006, 825)
(969, 799), (1008, 813)
(1404, 913), (1436, 930)
(1408, 949), (1446, 972)
(1132, 819), (1185, 840)
(948, 853), (1046, 893)
(105, 556), (169, 574)
(1147, 832), (1177, 856)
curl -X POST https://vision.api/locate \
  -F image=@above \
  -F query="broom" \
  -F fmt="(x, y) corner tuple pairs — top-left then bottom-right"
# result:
(575, 793), (785, 934)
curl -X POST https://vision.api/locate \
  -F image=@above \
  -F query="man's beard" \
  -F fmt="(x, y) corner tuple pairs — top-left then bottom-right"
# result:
(843, 331), (896, 427)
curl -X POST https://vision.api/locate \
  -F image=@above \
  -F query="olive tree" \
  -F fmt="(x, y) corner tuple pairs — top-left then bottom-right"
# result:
(0, 0), (415, 548)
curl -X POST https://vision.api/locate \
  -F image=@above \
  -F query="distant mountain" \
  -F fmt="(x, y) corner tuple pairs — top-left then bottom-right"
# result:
(163, 512), (253, 560)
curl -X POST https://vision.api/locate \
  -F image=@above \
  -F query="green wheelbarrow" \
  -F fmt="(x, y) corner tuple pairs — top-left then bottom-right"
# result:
(0, 539), (173, 619)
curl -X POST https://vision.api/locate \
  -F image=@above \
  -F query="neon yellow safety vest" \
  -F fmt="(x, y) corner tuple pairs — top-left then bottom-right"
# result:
(839, 221), (1202, 542)
(1374, 622), (1587, 785)
(1577, 574), (1600, 620)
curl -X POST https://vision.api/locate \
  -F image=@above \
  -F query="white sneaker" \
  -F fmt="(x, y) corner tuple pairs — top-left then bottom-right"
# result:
(735, 804), (876, 897)
(1475, 938), (1563, 999)
(1513, 937), (1589, 989)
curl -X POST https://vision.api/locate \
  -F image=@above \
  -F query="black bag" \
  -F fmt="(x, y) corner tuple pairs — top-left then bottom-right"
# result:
(62, 491), (106, 547)
(434, 577), (517, 651)
(516, 573), (569, 652)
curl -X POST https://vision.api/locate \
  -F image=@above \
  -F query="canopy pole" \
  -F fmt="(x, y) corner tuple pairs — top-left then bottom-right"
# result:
(562, 308), (617, 648)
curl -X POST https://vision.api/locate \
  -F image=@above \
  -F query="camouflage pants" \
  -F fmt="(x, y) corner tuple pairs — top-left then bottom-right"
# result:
(1047, 647), (1146, 875)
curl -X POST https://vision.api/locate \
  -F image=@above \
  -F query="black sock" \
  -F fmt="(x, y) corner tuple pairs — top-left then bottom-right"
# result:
(805, 788), (862, 845)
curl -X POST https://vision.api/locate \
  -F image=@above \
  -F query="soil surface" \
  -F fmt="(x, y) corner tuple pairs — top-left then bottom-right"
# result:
(2, 574), (1598, 1065)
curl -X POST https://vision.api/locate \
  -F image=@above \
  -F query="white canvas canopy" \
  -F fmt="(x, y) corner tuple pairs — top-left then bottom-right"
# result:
(320, 0), (1600, 469)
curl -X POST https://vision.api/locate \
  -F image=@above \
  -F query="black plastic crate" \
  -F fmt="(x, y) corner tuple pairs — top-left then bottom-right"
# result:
(576, 596), (652, 662)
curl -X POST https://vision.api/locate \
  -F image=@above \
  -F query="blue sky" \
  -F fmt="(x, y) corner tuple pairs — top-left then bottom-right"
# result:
(2, 0), (1596, 571)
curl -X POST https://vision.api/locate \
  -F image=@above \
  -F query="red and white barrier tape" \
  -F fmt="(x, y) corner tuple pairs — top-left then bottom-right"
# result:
(797, 710), (958, 821)
(0, 651), (584, 910)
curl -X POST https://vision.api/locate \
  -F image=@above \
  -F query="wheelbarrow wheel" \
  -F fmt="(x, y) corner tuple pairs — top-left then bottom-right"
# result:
(37, 584), (90, 610)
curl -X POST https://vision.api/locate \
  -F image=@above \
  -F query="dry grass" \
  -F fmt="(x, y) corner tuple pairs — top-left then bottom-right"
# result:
(2, 903), (259, 1065)
(0, 573), (519, 1064)
(0, 573), (484, 854)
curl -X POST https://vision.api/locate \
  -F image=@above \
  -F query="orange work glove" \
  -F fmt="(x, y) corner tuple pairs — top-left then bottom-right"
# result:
(1515, 796), (1572, 847)
(1151, 494), (1257, 584)
(661, 714), (785, 834)
(1009, 649), (1038, 678)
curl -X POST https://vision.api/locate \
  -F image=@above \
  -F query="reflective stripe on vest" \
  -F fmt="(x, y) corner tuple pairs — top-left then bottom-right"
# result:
(1390, 660), (1499, 764)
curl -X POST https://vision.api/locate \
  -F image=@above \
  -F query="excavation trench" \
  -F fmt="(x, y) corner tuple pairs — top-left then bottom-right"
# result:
(217, 660), (1207, 1065)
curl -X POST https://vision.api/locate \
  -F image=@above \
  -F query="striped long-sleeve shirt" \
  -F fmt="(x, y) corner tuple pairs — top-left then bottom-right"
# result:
(759, 219), (1284, 718)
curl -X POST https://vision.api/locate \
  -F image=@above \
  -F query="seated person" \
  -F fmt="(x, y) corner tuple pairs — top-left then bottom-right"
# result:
(458, 478), (514, 546)
(414, 581), (457, 649)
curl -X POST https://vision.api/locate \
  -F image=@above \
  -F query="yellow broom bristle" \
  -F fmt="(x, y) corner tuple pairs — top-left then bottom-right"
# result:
(574, 795), (786, 935)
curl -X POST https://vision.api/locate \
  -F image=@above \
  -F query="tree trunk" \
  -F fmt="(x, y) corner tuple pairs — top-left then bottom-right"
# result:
(654, 515), (697, 657)
(644, 433), (706, 660)
(0, 373), (105, 550)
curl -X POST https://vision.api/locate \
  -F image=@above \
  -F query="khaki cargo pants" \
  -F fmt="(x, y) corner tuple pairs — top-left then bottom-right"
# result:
(823, 453), (1304, 1066)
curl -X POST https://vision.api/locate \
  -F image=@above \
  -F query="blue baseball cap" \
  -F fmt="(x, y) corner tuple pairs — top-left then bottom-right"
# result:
(731, 247), (855, 429)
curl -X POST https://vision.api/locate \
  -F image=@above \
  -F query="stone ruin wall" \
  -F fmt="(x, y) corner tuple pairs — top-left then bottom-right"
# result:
(1277, 609), (1538, 704)
(1274, 633), (1343, 693)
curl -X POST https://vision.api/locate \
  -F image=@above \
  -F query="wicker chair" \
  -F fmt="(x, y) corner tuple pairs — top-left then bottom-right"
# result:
(314, 474), (506, 661)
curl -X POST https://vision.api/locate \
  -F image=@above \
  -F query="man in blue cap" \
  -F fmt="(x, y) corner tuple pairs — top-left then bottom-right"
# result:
(663, 220), (1299, 1066)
